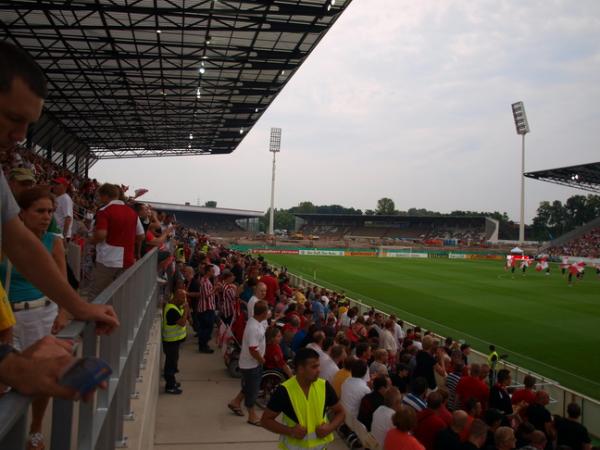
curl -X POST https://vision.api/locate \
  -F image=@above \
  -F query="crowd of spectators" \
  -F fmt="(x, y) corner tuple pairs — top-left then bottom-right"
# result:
(158, 231), (595, 449)
(548, 228), (600, 259)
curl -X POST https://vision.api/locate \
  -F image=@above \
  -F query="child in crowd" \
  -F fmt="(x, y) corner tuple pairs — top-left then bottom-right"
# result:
(264, 326), (293, 378)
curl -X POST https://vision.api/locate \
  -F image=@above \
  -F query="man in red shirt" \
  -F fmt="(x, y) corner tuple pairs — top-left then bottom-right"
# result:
(88, 183), (144, 299)
(512, 374), (536, 418)
(260, 269), (279, 307)
(414, 391), (449, 450)
(455, 364), (489, 411)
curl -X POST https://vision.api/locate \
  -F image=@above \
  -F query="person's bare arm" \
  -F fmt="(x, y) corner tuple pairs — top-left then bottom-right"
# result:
(261, 408), (307, 439)
(2, 216), (119, 334)
(88, 228), (107, 245)
(135, 233), (143, 259)
(316, 401), (345, 438)
(63, 216), (72, 238)
(249, 347), (265, 365)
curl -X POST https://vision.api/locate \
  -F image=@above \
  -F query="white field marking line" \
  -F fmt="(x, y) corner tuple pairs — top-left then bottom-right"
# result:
(290, 266), (600, 388)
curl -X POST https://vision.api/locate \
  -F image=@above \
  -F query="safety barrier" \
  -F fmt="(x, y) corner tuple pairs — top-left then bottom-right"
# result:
(283, 270), (600, 441)
(0, 248), (159, 450)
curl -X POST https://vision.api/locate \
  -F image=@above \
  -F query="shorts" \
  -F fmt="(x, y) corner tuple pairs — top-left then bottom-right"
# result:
(240, 365), (263, 408)
(12, 300), (58, 351)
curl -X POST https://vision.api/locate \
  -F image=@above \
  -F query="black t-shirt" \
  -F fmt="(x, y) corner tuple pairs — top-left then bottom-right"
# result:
(527, 403), (552, 431)
(266, 379), (338, 424)
(414, 350), (437, 389)
(231, 264), (244, 285)
(555, 416), (591, 449)
(188, 277), (201, 310)
(390, 374), (410, 394)
(434, 428), (462, 450)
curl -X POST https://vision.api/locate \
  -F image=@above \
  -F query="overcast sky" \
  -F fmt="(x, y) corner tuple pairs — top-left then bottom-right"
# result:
(91, 0), (600, 223)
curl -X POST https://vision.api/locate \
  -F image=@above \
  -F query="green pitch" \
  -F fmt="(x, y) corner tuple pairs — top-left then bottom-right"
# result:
(265, 255), (600, 400)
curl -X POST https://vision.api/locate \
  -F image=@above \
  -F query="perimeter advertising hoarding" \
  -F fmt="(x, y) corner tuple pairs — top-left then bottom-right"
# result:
(299, 249), (345, 256)
(383, 252), (428, 259)
(251, 249), (299, 255)
(346, 251), (378, 257)
(449, 253), (467, 259)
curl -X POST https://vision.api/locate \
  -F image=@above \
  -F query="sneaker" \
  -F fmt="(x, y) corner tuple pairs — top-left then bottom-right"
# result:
(165, 387), (183, 395)
(157, 275), (168, 285)
(199, 347), (215, 354)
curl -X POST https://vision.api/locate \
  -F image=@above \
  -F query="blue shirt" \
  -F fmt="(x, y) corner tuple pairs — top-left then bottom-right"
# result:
(0, 232), (56, 302)
(312, 300), (324, 323)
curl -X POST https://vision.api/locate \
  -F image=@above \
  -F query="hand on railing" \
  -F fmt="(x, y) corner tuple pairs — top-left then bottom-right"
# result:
(0, 336), (106, 401)
(76, 303), (120, 335)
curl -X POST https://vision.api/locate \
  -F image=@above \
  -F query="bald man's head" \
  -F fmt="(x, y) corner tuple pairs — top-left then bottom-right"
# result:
(451, 410), (469, 432)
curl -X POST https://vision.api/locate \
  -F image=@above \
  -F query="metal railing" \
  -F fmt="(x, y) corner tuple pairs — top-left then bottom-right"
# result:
(283, 270), (600, 440)
(0, 248), (159, 450)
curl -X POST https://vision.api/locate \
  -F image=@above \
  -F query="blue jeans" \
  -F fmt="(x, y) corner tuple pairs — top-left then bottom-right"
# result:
(196, 310), (215, 349)
(241, 366), (263, 408)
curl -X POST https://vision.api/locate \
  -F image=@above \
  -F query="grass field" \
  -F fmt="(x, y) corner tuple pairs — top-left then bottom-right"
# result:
(265, 255), (600, 400)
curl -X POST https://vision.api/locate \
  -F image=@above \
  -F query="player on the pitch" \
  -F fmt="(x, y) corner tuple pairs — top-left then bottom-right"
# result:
(505, 255), (513, 272)
(520, 256), (530, 275)
(567, 261), (585, 286)
(535, 256), (550, 275)
(560, 255), (569, 275)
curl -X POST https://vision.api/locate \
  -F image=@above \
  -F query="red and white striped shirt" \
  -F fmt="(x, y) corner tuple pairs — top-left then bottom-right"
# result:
(197, 276), (215, 312)
(221, 283), (238, 319)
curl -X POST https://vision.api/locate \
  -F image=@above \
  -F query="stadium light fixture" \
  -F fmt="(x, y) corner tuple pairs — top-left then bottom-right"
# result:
(156, 29), (161, 34)
(268, 127), (282, 236)
(511, 101), (531, 244)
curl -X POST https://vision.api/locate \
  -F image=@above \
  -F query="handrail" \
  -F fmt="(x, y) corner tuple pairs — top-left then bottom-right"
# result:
(282, 269), (600, 440)
(0, 248), (159, 450)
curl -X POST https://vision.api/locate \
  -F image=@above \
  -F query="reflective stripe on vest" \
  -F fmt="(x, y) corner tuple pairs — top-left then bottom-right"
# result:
(162, 303), (187, 342)
(278, 376), (334, 450)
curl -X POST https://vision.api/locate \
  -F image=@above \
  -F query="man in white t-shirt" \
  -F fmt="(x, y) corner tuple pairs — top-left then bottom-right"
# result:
(51, 177), (74, 239)
(340, 359), (371, 418)
(390, 314), (405, 345)
(371, 387), (402, 447)
(246, 282), (267, 319)
(228, 300), (269, 425)
(320, 345), (346, 384)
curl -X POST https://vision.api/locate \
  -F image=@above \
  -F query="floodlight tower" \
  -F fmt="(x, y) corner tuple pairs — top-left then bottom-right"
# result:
(511, 101), (531, 244)
(268, 128), (282, 236)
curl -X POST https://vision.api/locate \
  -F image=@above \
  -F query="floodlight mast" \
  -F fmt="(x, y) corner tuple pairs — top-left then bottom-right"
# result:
(268, 128), (282, 236)
(511, 101), (530, 244)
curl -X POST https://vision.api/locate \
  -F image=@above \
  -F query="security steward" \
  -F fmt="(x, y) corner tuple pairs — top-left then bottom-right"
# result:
(488, 344), (500, 387)
(261, 347), (345, 450)
(162, 288), (189, 394)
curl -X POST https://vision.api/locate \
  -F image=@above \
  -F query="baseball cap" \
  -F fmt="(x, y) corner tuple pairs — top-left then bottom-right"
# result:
(52, 177), (70, 187)
(9, 167), (35, 182)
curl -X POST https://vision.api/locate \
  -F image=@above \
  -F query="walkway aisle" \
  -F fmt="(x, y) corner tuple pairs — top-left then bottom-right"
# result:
(154, 336), (347, 450)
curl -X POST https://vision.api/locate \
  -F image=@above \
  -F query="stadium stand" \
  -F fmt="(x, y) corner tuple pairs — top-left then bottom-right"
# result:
(294, 213), (499, 244)
(548, 226), (600, 258)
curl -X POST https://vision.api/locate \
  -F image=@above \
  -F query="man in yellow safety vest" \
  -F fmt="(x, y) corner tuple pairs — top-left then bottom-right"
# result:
(261, 347), (345, 449)
(162, 288), (189, 394)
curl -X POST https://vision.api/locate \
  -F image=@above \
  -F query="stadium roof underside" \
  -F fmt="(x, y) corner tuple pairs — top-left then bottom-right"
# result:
(147, 201), (262, 218)
(524, 162), (600, 194)
(1, 0), (352, 162)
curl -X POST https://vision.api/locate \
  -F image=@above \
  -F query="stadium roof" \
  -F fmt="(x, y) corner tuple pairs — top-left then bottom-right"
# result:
(1, 0), (352, 161)
(147, 201), (262, 218)
(524, 162), (600, 194)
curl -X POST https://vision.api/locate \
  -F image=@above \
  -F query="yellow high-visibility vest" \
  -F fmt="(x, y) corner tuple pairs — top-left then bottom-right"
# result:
(279, 376), (334, 450)
(488, 350), (499, 367)
(162, 303), (187, 342)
